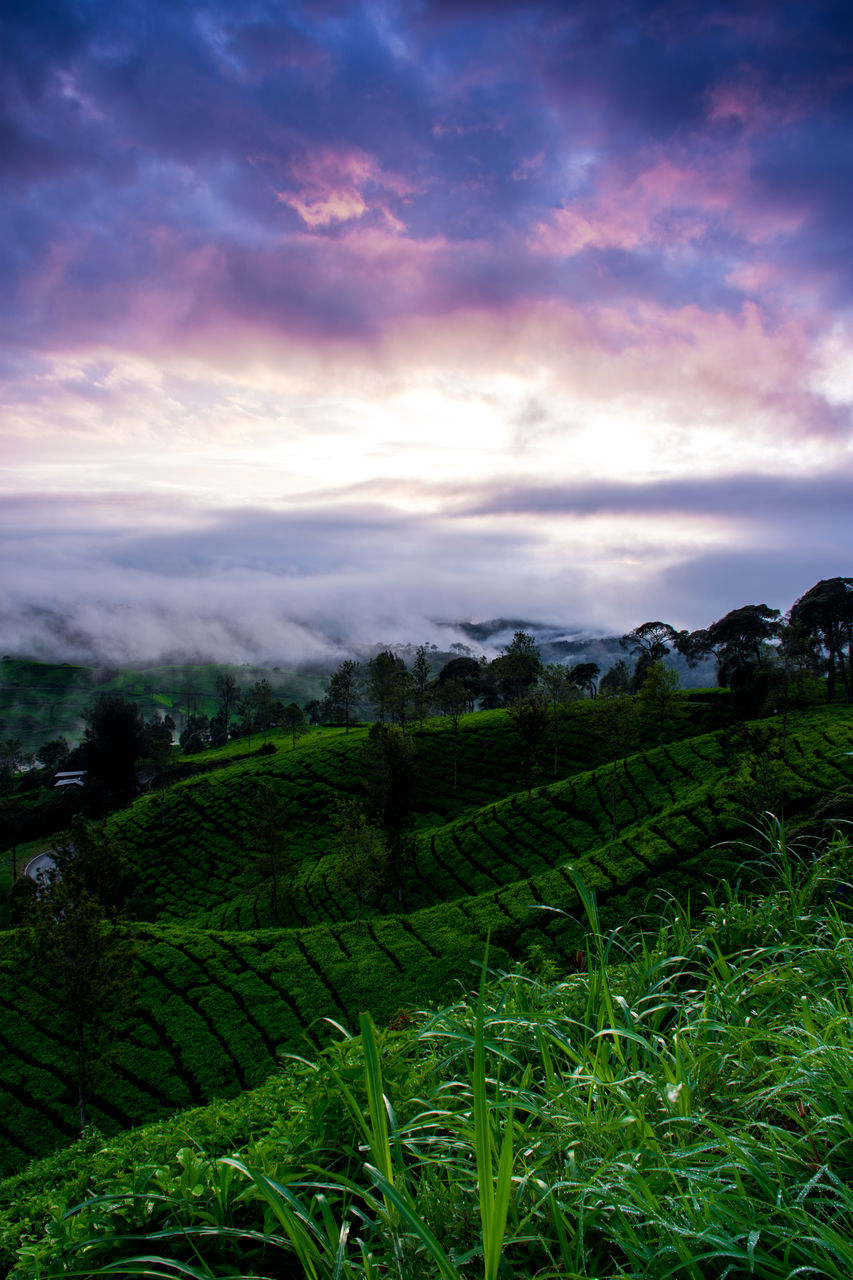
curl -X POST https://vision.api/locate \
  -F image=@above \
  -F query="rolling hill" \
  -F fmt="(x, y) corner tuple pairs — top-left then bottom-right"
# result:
(0, 693), (851, 1183)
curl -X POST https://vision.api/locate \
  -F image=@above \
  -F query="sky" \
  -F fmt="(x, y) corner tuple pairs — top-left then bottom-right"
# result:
(2, 0), (853, 664)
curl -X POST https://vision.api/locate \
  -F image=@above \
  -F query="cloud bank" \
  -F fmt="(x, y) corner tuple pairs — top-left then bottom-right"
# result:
(2, 1), (852, 660)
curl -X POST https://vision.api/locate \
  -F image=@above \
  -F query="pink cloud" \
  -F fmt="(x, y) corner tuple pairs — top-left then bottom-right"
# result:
(531, 158), (732, 256)
(275, 146), (414, 230)
(531, 150), (806, 258)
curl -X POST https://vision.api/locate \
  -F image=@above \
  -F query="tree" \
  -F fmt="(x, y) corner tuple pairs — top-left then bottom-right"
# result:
(22, 827), (135, 1131)
(179, 713), (210, 754)
(331, 798), (387, 925)
(248, 680), (276, 744)
(679, 604), (782, 693)
(366, 651), (404, 724)
(589, 693), (637, 845)
(280, 702), (307, 749)
(620, 621), (678, 691)
(0, 741), (27, 889)
(304, 699), (324, 726)
(506, 691), (549, 799)
(249, 782), (293, 924)
(568, 662), (600, 699)
(789, 578), (853, 703)
(538, 664), (579, 776)
(140, 719), (174, 823)
(598, 661), (631, 698)
(214, 673), (241, 739)
(0, 738), (26, 787)
(621, 621), (678, 663)
(0, 742), (28, 880)
(363, 724), (417, 903)
(437, 656), (482, 712)
(35, 737), (70, 773)
(492, 631), (542, 704)
(327, 660), (362, 732)
(411, 645), (432, 728)
(208, 713), (229, 748)
(51, 816), (132, 923)
(180, 674), (200, 729)
(434, 678), (467, 791)
(82, 693), (148, 803)
(235, 694), (257, 747)
(721, 723), (788, 821)
(635, 662), (687, 745)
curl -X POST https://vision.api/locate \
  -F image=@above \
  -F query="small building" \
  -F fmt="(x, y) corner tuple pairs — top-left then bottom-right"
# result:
(54, 770), (86, 790)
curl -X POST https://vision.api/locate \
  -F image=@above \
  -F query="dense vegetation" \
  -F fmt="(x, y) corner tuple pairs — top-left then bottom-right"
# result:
(0, 699), (851, 1168)
(2, 581), (853, 1277)
(2, 819), (853, 1278)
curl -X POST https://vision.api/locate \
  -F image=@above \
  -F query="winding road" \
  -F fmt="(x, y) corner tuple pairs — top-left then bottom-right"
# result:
(24, 852), (56, 880)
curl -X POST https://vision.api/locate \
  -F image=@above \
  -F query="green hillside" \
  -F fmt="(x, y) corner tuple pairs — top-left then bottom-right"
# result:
(3, 812), (853, 1279)
(0, 697), (851, 1183)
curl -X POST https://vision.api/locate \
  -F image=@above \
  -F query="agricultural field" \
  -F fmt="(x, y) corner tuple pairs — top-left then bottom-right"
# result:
(1, 693), (852, 1189)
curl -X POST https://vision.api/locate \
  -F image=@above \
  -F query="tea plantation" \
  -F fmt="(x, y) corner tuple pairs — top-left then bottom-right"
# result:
(1, 694), (852, 1192)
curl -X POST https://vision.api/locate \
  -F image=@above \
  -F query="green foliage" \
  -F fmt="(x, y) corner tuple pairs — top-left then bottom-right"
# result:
(634, 659), (687, 743)
(331, 798), (387, 925)
(490, 630), (542, 703)
(1, 694), (852, 1194)
(7, 826), (853, 1278)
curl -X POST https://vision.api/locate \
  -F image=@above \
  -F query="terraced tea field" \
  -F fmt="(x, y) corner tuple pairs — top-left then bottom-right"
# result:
(0, 700), (851, 1174)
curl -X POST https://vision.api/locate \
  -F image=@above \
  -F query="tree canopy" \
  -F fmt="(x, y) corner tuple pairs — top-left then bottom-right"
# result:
(82, 693), (148, 803)
(789, 577), (853, 702)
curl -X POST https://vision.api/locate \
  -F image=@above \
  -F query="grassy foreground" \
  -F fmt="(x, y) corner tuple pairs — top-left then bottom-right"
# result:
(3, 818), (853, 1279)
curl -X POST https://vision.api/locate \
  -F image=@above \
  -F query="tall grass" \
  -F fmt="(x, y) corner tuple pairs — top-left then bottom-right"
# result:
(11, 820), (853, 1279)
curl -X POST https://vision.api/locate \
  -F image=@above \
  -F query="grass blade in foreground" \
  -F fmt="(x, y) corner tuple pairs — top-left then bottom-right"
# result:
(472, 941), (515, 1280)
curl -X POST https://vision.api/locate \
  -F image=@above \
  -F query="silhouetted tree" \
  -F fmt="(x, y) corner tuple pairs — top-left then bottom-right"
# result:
(214, 673), (241, 738)
(591, 693), (637, 844)
(434, 677), (467, 791)
(363, 724), (417, 903)
(327, 660), (362, 732)
(598, 660), (631, 697)
(51, 816), (132, 923)
(366, 651), (404, 723)
(179, 713), (210, 754)
(635, 662), (687, 744)
(250, 782), (293, 925)
(332, 798), (387, 925)
(22, 824), (135, 1131)
(538, 664), (579, 776)
(569, 662), (600, 698)
(789, 578), (853, 702)
(35, 737), (71, 773)
(621, 621), (677, 689)
(506, 691), (549, 799)
(411, 644), (432, 728)
(304, 699), (323, 726)
(281, 701), (306, 748)
(492, 631), (542, 704)
(140, 719), (175, 821)
(249, 680), (276, 743)
(679, 604), (781, 694)
(82, 693), (148, 803)
(437, 656), (482, 712)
